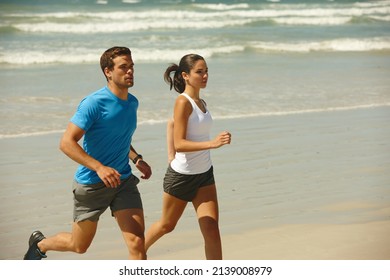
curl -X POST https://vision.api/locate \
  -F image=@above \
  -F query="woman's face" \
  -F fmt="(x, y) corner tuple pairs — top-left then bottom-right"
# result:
(184, 59), (208, 89)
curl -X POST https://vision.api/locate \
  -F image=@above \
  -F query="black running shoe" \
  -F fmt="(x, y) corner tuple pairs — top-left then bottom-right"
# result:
(23, 231), (47, 260)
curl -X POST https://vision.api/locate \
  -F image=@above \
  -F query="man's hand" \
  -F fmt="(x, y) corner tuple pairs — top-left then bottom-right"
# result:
(136, 160), (152, 180)
(96, 165), (121, 188)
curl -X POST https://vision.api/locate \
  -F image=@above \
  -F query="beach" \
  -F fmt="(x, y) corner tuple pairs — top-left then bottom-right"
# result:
(1, 106), (389, 260)
(0, 0), (389, 262)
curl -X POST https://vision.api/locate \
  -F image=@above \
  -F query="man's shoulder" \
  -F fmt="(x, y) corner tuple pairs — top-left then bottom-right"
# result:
(75, 87), (105, 112)
(89, 87), (108, 98)
(81, 87), (108, 103)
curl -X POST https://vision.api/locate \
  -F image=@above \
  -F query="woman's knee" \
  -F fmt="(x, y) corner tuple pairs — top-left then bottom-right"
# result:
(161, 221), (177, 234)
(199, 217), (220, 238)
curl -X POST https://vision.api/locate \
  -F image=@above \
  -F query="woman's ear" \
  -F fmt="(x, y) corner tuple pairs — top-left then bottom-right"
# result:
(181, 71), (189, 82)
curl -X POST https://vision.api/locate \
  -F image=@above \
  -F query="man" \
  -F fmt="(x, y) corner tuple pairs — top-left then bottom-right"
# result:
(24, 46), (152, 260)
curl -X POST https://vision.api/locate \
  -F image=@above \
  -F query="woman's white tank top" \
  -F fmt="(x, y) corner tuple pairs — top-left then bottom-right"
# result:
(170, 93), (213, 174)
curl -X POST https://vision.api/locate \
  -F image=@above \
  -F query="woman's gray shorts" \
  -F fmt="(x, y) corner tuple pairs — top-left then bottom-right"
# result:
(163, 165), (215, 202)
(72, 175), (142, 222)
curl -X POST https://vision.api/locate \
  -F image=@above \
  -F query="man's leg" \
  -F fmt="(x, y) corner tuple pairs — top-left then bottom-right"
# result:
(36, 220), (98, 255)
(114, 208), (146, 260)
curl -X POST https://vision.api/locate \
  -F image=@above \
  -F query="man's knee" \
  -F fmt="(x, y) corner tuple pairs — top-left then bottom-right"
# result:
(127, 235), (146, 259)
(131, 235), (145, 249)
(73, 243), (90, 254)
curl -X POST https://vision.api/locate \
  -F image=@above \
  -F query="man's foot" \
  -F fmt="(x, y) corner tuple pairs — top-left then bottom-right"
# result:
(23, 231), (47, 260)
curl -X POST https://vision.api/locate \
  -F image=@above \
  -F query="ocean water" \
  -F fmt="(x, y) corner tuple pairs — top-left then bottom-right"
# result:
(0, 0), (389, 138)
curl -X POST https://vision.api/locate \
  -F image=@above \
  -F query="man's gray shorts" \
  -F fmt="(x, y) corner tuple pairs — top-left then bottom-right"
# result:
(72, 175), (142, 222)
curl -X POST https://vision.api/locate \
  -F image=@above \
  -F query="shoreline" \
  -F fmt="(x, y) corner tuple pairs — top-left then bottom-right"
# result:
(2, 103), (390, 140)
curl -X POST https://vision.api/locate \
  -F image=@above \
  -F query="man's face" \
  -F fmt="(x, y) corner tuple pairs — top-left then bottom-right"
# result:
(107, 55), (134, 89)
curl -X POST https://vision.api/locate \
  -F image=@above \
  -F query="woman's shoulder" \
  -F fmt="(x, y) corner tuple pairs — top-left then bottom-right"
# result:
(175, 94), (191, 105)
(175, 94), (193, 113)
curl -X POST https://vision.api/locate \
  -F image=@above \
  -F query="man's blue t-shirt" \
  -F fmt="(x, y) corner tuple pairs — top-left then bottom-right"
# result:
(70, 86), (138, 184)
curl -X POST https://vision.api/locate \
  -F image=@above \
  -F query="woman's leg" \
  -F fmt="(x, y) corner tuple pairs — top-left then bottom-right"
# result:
(192, 184), (222, 260)
(145, 192), (187, 252)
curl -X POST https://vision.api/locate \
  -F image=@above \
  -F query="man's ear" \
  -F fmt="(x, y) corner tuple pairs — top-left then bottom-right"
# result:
(104, 67), (112, 80)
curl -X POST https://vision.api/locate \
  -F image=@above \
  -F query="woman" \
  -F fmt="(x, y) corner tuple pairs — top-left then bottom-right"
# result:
(145, 54), (231, 259)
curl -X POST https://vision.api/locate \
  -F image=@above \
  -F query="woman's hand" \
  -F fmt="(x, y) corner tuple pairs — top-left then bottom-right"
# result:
(211, 131), (232, 149)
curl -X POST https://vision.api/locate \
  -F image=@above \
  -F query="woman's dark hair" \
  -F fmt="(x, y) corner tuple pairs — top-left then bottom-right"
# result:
(100, 46), (132, 81)
(164, 54), (205, 93)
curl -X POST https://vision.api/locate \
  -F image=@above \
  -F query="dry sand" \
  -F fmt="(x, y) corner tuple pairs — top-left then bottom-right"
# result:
(1, 106), (389, 260)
